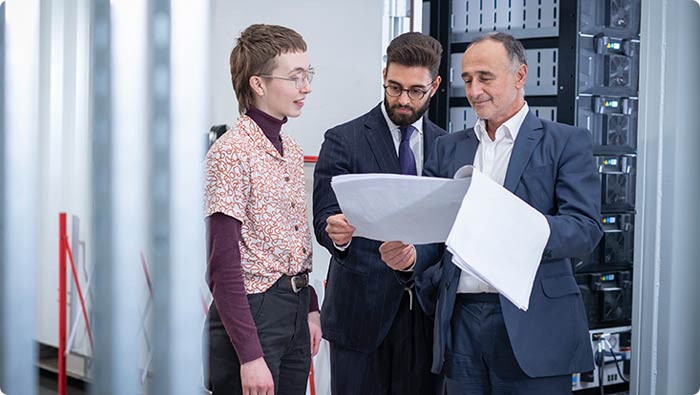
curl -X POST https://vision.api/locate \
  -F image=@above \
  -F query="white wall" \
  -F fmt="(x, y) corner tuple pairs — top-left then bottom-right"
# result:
(209, 0), (385, 156)
(35, 0), (94, 357)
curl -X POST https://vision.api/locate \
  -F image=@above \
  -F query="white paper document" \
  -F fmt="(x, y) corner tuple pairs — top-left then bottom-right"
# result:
(331, 166), (550, 311)
(445, 168), (550, 311)
(330, 173), (471, 244)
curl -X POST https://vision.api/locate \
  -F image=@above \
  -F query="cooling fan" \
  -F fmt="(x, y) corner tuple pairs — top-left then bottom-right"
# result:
(605, 55), (631, 88)
(603, 232), (626, 264)
(606, 172), (629, 205)
(606, 0), (631, 28)
(605, 114), (630, 146)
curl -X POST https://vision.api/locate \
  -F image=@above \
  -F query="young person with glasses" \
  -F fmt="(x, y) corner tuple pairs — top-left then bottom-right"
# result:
(204, 24), (321, 395)
(312, 32), (447, 394)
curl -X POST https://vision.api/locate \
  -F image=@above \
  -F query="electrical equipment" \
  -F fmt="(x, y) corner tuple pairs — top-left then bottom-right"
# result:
(578, 96), (638, 154)
(572, 326), (632, 391)
(596, 155), (636, 213)
(576, 272), (633, 328)
(579, 0), (640, 36)
(575, 213), (634, 273)
(577, 35), (640, 97)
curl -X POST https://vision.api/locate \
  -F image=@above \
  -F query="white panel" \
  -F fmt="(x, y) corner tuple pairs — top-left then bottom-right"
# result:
(452, 0), (558, 41)
(169, 0), (209, 393)
(452, 0), (467, 32)
(450, 52), (463, 89)
(110, 0), (148, 392)
(2, 0), (40, 392)
(524, 48), (558, 95)
(530, 106), (557, 122)
(634, 0), (700, 394)
(449, 107), (478, 133)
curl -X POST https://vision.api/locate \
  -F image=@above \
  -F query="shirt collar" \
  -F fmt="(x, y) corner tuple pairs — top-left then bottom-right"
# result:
(474, 102), (529, 142)
(381, 101), (423, 136)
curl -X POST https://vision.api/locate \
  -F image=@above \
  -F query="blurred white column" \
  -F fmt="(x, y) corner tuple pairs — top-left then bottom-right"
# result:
(160, 0), (209, 393)
(1, 0), (40, 393)
(91, 0), (147, 393)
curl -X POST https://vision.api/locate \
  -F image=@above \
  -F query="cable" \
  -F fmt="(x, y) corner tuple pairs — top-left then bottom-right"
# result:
(603, 338), (630, 384)
(596, 340), (606, 395)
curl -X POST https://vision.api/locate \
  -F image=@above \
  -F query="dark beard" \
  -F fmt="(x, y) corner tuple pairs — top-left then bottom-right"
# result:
(384, 95), (431, 127)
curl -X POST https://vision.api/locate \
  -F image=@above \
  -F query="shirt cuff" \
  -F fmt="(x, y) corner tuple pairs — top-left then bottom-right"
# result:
(333, 239), (351, 251)
(398, 261), (416, 272)
(308, 286), (320, 312)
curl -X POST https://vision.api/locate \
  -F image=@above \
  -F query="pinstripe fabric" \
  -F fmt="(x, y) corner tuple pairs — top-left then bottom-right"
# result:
(312, 104), (446, 390)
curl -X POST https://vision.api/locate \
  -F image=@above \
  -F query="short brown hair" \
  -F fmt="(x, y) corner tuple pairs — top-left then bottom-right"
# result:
(386, 32), (443, 78)
(229, 24), (307, 114)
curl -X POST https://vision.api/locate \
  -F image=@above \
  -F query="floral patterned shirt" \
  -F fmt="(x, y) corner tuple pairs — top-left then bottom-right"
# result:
(204, 115), (312, 293)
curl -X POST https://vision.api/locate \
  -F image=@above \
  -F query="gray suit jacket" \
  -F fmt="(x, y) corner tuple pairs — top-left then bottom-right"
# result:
(418, 111), (602, 377)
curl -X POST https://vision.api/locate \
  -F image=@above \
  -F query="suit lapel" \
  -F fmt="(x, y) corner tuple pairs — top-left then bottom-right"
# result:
(363, 105), (401, 174)
(453, 129), (479, 177)
(421, 119), (440, 160)
(503, 111), (544, 192)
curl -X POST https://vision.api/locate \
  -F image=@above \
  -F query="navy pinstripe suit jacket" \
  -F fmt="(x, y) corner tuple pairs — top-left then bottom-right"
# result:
(312, 103), (446, 353)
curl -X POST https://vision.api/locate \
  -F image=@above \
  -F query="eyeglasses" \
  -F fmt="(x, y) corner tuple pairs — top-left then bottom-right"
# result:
(259, 68), (315, 89)
(383, 80), (435, 100)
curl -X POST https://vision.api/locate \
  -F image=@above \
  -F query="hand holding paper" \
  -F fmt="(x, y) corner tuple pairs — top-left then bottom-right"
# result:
(325, 213), (355, 246)
(379, 241), (416, 271)
(331, 166), (550, 311)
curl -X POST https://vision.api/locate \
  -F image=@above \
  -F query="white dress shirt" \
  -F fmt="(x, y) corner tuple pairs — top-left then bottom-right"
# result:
(381, 102), (424, 175)
(333, 104), (425, 252)
(456, 102), (530, 294)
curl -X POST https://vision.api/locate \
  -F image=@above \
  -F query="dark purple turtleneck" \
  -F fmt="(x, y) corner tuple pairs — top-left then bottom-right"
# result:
(246, 105), (286, 155)
(206, 106), (318, 365)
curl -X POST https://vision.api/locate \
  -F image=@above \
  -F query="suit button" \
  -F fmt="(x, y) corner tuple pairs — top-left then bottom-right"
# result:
(445, 281), (450, 290)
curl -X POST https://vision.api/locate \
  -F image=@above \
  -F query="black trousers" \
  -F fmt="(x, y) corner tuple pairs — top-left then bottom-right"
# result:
(329, 289), (439, 395)
(206, 276), (311, 395)
(444, 293), (571, 395)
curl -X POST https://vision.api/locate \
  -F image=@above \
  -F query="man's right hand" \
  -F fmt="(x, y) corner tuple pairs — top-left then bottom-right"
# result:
(325, 214), (355, 246)
(240, 357), (274, 395)
(379, 241), (416, 271)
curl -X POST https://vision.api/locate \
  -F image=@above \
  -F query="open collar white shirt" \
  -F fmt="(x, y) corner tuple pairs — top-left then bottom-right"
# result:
(456, 102), (530, 294)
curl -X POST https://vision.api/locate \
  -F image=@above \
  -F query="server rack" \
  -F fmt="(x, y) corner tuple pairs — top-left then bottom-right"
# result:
(428, 0), (641, 392)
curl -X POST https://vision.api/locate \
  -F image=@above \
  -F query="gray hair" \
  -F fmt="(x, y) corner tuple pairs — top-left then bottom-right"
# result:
(467, 32), (527, 71)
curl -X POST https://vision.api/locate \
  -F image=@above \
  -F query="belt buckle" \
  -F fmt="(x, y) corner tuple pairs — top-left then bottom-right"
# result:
(291, 272), (308, 293)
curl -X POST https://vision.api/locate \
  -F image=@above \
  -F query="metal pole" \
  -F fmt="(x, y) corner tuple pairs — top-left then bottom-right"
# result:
(89, 0), (114, 392)
(59, 213), (68, 395)
(149, 0), (173, 392)
(0, 2), (6, 390)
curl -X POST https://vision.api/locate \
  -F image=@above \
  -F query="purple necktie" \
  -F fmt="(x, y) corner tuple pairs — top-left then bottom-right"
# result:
(399, 125), (417, 175)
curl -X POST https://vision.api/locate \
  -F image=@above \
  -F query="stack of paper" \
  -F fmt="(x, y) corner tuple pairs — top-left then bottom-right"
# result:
(331, 166), (550, 311)
(445, 168), (550, 311)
